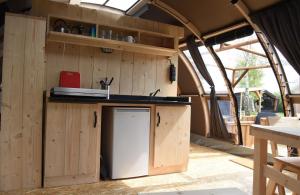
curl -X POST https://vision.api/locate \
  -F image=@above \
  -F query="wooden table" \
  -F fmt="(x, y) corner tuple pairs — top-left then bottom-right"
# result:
(250, 124), (300, 195)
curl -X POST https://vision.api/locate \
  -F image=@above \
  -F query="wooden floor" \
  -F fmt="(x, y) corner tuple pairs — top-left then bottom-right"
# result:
(0, 144), (253, 195)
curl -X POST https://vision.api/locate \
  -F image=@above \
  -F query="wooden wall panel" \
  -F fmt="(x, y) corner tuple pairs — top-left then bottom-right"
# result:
(46, 42), (64, 90)
(92, 48), (108, 89)
(155, 55), (178, 96)
(45, 42), (177, 96)
(132, 53), (147, 95)
(79, 46), (94, 88)
(106, 51), (122, 94)
(119, 52), (134, 95)
(0, 14), (26, 191)
(63, 44), (80, 72)
(0, 14), (46, 191)
(144, 55), (157, 95)
(22, 15), (46, 188)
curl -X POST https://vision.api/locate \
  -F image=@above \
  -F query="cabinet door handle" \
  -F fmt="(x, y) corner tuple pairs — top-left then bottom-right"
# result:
(94, 111), (97, 128)
(157, 112), (160, 127)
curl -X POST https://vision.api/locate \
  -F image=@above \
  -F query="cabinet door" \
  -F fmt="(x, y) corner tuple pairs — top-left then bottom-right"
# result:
(153, 106), (191, 169)
(44, 103), (101, 187)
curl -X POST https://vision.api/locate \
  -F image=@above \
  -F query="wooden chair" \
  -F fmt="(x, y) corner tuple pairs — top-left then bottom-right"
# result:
(260, 116), (300, 195)
(266, 157), (300, 195)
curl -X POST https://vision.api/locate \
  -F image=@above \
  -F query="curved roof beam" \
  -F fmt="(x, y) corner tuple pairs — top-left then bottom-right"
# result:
(178, 50), (210, 136)
(150, 0), (243, 144)
(232, 0), (294, 116)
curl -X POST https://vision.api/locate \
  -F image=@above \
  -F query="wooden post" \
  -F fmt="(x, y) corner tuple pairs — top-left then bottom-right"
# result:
(259, 90), (262, 113)
(232, 70), (236, 85)
(253, 137), (268, 195)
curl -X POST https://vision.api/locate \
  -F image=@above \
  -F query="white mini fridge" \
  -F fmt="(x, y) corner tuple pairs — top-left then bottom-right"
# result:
(102, 107), (150, 179)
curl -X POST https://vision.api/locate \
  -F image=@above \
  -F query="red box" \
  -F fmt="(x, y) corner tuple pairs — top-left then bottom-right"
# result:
(59, 71), (80, 88)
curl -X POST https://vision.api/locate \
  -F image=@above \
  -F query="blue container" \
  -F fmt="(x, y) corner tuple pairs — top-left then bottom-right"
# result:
(90, 26), (96, 37)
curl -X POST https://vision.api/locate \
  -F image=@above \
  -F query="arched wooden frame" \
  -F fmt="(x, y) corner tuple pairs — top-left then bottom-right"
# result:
(232, 0), (293, 116)
(150, 0), (243, 144)
(178, 50), (210, 136)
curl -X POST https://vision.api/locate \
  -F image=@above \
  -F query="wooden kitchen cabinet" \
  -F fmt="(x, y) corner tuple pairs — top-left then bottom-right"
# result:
(150, 105), (191, 175)
(44, 103), (101, 187)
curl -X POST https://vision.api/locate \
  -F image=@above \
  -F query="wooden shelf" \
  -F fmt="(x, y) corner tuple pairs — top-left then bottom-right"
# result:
(47, 31), (177, 56)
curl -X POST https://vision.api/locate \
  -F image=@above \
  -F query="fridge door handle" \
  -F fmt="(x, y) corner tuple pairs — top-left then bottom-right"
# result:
(156, 112), (160, 127)
(94, 111), (97, 128)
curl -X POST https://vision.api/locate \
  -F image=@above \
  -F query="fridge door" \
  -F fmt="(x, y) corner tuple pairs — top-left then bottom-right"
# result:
(111, 108), (150, 179)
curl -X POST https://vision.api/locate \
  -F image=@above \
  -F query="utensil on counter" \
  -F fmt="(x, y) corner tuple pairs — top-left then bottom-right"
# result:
(100, 77), (114, 99)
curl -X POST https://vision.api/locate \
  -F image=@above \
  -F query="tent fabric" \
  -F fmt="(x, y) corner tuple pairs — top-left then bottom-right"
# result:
(186, 36), (230, 140)
(251, 0), (300, 75)
(159, 0), (279, 36)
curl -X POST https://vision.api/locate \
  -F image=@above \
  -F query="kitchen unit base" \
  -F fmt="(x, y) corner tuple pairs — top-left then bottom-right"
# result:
(43, 100), (191, 187)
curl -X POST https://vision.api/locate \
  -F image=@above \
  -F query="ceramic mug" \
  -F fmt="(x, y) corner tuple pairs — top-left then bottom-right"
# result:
(125, 36), (135, 43)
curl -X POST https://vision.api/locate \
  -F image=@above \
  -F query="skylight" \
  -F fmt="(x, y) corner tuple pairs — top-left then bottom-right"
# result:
(106, 0), (139, 11)
(81, 0), (106, 5)
(81, 0), (140, 11)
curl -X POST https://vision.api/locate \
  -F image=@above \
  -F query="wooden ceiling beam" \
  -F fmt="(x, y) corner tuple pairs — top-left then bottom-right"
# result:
(215, 39), (258, 52)
(233, 69), (249, 88)
(150, 0), (203, 40)
(234, 47), (267, 58)
(225, 65), (270, 71)
(202, 22), (250, 40)
(223, 43), (267, 58)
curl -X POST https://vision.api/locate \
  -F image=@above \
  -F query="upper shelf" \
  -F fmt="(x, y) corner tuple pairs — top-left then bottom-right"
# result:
(47, 31), (177, 56)
(46, 16), (178, 57)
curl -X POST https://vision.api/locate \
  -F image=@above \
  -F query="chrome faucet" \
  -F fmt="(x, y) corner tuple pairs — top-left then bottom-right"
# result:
(149, 89), (160, 97)
(100, 77), (114, 99)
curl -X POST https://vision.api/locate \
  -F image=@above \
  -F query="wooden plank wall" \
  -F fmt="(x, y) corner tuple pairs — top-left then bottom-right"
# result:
(0, 14), (46, 191)
(33, 0), (181, 96)
(45, 42), (178, 96)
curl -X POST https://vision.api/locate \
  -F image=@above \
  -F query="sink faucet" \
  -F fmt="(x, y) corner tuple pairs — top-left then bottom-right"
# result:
(100, 77), (114, 99)
(149, 89), (160, 97)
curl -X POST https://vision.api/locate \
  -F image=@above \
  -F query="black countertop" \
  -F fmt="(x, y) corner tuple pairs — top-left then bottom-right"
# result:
(48, 94), (192, 105)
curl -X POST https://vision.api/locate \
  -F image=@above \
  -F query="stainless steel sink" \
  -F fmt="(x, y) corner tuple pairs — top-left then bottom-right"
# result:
(51, 87), (108, 97)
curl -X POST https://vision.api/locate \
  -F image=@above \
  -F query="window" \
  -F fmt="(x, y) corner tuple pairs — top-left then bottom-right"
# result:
(81, 0), (139, 11)
(183, 48), (228, 94)
(277, 49), (300, 94)
(214, 34), (280, 96)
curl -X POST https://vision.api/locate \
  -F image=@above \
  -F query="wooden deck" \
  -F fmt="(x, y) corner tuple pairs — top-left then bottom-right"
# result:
(0, 143), (253, 195)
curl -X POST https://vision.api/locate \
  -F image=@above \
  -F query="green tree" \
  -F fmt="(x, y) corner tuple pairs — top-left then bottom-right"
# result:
(236, 52), (263, 88)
